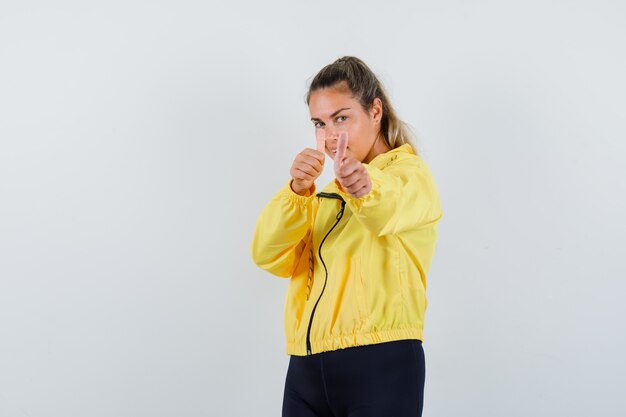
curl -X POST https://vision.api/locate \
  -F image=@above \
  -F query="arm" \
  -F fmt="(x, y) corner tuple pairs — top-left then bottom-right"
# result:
(250, 179), (316, 278)
(334, 156), (442, 237)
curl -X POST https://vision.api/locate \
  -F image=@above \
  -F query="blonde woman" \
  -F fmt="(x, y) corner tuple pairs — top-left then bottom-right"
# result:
(251, 56), (443, 417)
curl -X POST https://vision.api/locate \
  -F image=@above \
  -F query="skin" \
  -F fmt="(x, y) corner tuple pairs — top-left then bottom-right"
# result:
(290, 81), (391, 198)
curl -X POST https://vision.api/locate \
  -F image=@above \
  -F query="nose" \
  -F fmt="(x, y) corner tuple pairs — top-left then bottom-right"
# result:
(322, 125), (346, 141)
(316, 131), (335, 148)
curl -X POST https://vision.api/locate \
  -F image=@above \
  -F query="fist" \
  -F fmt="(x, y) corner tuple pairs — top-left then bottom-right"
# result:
(290, 147), (325, 195)
(334, 131), (372, 198)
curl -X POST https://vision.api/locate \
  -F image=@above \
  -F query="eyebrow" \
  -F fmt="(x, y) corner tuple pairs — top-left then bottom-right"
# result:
(310, 107), (351, 122)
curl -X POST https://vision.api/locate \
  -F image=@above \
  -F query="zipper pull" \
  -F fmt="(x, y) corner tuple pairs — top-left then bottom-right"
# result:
(336, 202), (345, 220)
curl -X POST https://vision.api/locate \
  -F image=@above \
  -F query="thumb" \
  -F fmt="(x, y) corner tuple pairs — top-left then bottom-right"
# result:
(334, 131), (348, 171)
(315, 129), (326, 161)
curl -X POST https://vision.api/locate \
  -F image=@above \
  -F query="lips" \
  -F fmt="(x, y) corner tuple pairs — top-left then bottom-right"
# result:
(328, 146), (347, 157)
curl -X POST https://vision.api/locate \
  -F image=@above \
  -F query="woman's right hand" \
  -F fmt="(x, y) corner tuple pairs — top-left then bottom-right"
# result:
(290, 148), (325, 195)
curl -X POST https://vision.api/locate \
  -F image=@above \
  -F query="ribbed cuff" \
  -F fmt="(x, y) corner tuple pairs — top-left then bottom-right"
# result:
(282, 179), (317, 207)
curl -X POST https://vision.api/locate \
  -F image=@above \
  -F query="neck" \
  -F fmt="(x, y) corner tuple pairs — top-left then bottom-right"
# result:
(363, 133), (390, 164)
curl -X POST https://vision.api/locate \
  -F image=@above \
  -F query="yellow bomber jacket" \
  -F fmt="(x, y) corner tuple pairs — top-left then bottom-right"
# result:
(250, 143), (443, 356)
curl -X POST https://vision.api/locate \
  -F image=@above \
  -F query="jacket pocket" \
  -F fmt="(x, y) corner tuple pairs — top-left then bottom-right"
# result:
(352, 256), (369, 326)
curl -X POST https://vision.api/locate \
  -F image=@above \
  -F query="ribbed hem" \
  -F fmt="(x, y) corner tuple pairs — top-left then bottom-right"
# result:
(285, 327), (424, 356)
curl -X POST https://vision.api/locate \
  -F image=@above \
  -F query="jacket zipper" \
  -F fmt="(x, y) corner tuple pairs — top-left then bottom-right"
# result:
(306, 192), (346, 355)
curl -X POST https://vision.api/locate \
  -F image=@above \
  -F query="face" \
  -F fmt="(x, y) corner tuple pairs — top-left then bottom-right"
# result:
(308, 82), (382, 163)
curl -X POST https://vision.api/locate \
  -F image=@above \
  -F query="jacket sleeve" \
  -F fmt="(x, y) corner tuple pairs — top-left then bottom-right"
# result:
(333, 156), (442, 237)
(250, 179), (317, 278)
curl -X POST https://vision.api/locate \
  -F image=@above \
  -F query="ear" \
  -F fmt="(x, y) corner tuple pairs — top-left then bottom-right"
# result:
(369, 97), (383, 124)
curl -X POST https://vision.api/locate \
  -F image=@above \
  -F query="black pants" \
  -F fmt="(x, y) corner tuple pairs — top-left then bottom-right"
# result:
(282, 339), (425, 417)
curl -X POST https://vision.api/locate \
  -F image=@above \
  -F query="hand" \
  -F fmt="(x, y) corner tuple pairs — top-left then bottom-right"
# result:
(334, 131), (372, 198)
(289, 137), (326, 195)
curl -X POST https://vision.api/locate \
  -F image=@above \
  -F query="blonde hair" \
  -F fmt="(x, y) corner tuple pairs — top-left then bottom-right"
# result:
(305, 56), (418, 154)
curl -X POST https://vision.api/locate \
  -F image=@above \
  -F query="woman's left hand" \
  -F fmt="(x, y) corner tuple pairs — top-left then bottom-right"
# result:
(334, 131), (372, 198)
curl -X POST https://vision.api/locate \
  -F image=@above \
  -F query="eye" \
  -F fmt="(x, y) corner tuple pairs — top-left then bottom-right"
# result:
(336, 116), (347, 123)
(313, 121), (324, 128)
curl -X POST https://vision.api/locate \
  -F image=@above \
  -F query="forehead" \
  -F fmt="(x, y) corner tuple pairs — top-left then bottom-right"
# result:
(308, 86), (359, 117)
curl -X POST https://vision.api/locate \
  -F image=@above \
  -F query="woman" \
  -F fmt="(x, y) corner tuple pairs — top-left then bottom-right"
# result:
(250, 56), (443, 417)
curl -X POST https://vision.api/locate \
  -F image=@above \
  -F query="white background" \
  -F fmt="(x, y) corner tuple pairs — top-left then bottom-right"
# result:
(1, 1), (625, 416)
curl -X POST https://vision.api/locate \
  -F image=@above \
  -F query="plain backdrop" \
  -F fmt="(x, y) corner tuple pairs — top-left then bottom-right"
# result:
(1, 1), (625, 416)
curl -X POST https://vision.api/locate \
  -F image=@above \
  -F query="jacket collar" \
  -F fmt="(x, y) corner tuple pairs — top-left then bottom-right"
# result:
(366, 143), (415, 168)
